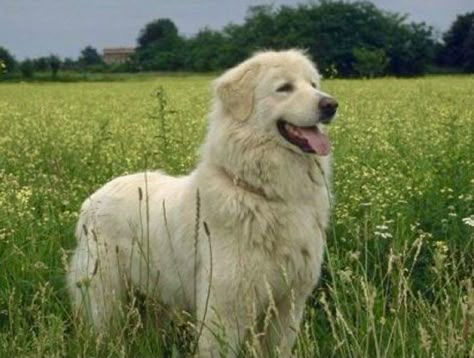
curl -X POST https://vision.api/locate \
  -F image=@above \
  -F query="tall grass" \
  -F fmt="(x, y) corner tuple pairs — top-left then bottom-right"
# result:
(0, 75), (472, 357)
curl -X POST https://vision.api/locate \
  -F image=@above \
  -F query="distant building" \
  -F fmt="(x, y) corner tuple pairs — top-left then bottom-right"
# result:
(102, 47), (135, 64)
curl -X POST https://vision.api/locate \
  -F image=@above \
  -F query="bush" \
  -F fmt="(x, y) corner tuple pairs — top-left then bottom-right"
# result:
(352, 47), (388, 78)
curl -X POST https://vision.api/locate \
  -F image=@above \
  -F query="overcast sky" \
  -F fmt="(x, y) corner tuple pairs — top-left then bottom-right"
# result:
(1, 0), (472, 60)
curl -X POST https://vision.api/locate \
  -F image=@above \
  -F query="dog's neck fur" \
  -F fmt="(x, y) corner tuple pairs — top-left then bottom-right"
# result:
(217, 165), (267, 198)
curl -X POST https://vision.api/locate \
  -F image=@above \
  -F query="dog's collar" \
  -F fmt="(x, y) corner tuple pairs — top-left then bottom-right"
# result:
(219, 166), (266, 197)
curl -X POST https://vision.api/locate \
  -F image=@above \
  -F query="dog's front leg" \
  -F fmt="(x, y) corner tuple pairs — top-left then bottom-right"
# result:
(196, 315), (242, 358)
(259, 291), (307, 358)
(194, 290), (257, 358)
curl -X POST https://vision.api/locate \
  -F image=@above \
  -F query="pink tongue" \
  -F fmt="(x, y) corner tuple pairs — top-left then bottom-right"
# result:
(299, 127), (331, 156)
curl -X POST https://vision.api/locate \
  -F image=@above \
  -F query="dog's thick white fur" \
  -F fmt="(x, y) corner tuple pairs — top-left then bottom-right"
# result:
(67, 49), (336, 357)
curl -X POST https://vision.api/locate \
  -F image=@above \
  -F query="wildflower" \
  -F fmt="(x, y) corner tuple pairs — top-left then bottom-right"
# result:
(433, 241), (449, 273)
(338, 268), (353, 283)
(374, 224), (392, 239)
(349, 250), (361, 261)
(34, 261), (48, 270)
(462, 216), (474, 227)
(374, 231), (392, 239)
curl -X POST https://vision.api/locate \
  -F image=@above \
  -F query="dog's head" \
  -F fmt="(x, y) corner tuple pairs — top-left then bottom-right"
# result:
(214, 49), (337, 156)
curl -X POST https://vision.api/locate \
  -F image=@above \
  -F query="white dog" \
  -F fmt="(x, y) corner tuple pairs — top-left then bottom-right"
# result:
(67, 49), (338, 357)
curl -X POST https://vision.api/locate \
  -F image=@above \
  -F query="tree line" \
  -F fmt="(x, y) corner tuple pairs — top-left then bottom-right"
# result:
(1, 1), (473, 79)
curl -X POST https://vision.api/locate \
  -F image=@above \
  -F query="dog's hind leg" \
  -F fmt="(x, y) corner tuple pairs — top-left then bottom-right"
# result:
(67, 237), (126, 331)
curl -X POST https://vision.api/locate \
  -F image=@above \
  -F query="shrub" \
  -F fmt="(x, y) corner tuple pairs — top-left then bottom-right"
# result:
(352, 47), (389, 77)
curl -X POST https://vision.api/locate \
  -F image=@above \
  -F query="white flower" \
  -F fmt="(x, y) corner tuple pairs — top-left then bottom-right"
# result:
(462, 215), (474, 227)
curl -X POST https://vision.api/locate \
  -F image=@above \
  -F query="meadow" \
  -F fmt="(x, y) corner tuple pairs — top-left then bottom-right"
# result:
(0, 75), (473, 357)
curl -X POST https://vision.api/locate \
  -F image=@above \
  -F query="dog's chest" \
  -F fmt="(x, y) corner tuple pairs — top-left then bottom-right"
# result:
(275, 209), (324, 287)
(201, 174), (328, 292)
(248, 200), (326, 294)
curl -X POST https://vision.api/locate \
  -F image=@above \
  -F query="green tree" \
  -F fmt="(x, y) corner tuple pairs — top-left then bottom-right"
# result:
(62, 57), (78, 71)
(462, 27), (474, 72)
(185, 28), (228, 71)
(205, 1), (434, 76)
(137, 18), (179, 49)
(32, 57), (50, 72)
(386, 21), (435, 76)
(287, 2), (434, 76)
(130, 2), (435, 76)
(48, 55), (61, 77)
(0, 46), (16, 73)
(78, 46), (103, 66)
(353, 47), (388, 78)
(20, 59), (34, 78)
(439, 11), (474, 72)
(136, 18), (184, 70)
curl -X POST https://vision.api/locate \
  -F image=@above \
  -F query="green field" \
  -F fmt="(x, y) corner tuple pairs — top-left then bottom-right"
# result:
(0, 75), (473, 357)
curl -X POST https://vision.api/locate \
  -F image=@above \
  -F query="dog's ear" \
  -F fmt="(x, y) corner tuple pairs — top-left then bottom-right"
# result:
(214, 63), (260, 121)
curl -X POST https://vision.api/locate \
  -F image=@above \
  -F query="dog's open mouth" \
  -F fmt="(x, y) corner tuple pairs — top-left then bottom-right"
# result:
(277, 120), (331, 156)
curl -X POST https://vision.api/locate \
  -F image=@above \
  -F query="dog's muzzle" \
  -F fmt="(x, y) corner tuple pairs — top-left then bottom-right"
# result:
(318, 97), (338, 124)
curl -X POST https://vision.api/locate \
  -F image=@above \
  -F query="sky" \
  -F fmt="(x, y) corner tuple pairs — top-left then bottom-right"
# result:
(1, 0), (473, 60)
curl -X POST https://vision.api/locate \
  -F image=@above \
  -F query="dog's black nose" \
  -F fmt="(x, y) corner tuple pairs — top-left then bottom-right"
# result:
(319, 97), (338, 117)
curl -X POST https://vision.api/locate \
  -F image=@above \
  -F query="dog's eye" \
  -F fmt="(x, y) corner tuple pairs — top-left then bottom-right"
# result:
(276, 83), (294, 93)
(311, 82), (317, 89)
